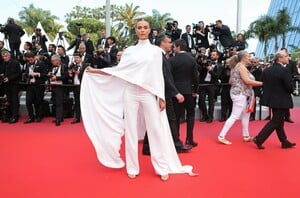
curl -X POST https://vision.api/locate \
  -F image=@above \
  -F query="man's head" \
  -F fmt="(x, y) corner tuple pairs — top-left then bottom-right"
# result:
(173, 39), (187, 53)
(1, 51), (11, 62)
(274, 50), (289, 65)
(51, 55), (61, 66)
(155, 34), (172, 53)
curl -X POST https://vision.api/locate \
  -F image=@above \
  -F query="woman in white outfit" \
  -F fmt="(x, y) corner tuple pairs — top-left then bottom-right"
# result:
(218, 51), (263, 145)
(81, 19), (195, 181)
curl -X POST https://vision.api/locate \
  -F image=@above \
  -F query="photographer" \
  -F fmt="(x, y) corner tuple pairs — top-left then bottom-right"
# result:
(68, 53), (89, 124)
(210, 20), (235, 49)
(32, 28), (48, 53)
(193, 21), (210, 51)
(0, 17), (25, 58)
(165, 21), (182, 42)
(181, 25), (194, 52)
(93, 46), (111, 68)
(197, 50), (221, 123)
(0, 50), (21, 123)
(23, 52), (47, 123)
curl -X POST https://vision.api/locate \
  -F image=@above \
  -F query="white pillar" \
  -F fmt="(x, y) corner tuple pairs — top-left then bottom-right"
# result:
(236, 0), (242, 34)
(105, 0), (111, 37)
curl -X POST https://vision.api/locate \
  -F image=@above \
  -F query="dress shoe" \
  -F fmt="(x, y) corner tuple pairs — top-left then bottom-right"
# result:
(253, 137), (265, 149)
(176, 144), (192, 153)
(160, 174), (169, 181)
(36, 117), (42, 122)
(128, 174), (137, 179)
(9, 118), (18, 124)
(186, 140), (198, 147)
(24, 118), (35, 124)
(219, 118), (226, 122)
(285, 118), (294, 123)
(281, 141), (296, 149)
(264, 116), (271, 120)
(206, 118), (213, 123)
(200, 117), (207, 122)
(243, 136), (253, 142)
(71, 118), (80, 124)
(218, 136), (232, 145)
(55, 120), (61, 126)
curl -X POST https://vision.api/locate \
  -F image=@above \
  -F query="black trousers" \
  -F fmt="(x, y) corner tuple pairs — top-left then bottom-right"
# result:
(173, 94), (196, 142)
(9, 42), (21, 58)
(73, 86), (81, 119)
(143, 97), (183, 152)
(52, 86), (64, 121)
(198, 85), (216, 119)
(26, 84), (44, 119)
(220, 85), (232, 120)
(255, 108), (288, 144)
(5, 84), (20, 119)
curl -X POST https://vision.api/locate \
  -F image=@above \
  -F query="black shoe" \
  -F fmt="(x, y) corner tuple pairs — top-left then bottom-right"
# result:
(264, 116), (271, 120)
(24, 118), (35, 124)
(200, 117), (207, 122)
(71, 118), (80, 124)
(285, 118), (294, 123)
(219, 118), (226, 122)
(176, 144), (193, 153)
(253, 137), (265, 149)
(55, 120), (61, 126)
(281, 141), (296, 149)
(186, 140), (198, 147)
(9, 118), (18, 124)
(206, 118), (213, 123)
(36, 117), (42, 122)
(249, 117), (255, 121)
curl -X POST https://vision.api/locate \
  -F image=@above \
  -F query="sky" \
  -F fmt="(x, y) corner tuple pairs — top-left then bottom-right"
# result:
(1, 0), (271, 52)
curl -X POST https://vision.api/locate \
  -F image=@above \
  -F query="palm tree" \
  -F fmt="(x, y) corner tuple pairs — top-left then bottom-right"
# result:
(276, 8), (300, 49)
(114, 3), (145, 45)
(18, 4), (62, 40)
(248, 15), (274, 59)
(145, 9), (173, 34)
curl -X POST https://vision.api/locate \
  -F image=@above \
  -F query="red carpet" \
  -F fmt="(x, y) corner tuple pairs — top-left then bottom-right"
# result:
(1, 109), (300, 198)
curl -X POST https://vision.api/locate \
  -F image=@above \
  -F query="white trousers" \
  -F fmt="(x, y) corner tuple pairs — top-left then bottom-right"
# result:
(123, 83), (168, 176)
(219, 93), (250, 138)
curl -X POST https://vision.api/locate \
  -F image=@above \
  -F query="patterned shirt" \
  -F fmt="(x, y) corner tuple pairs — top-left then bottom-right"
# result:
(230, 63), (254, 97)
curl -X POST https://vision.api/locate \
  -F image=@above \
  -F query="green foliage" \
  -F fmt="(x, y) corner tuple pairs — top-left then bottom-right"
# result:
(18, 4), (62, 40)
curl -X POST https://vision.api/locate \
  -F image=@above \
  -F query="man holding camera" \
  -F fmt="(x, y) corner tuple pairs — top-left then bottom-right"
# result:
(93, 46), (111, 68)
(166, 21), (182, 42)
(23, 52), (47, 123)
(68, 53), (90, 124)
(198, 50), (221, 123)
(0, 50), (21, 123)
(210, 20), (235, 49)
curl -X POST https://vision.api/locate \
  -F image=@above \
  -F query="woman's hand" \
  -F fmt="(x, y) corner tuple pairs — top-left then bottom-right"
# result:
(159, 98), (165, 111)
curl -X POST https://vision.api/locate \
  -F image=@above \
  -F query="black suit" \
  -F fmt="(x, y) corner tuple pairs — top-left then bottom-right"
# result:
(169, 52), (198, 143)
(181, 32), (194, 52)
(24, 61), (47, 119)
(212, 25), (235, 48)
(1, 23), (25, 58)
(143, 53), (185, 153)
(0, 58), (21, 120)
(255, 63), (294, 144)
(198, 61), (221, 121)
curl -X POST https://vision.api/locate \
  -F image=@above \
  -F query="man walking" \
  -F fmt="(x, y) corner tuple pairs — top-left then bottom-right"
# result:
(253, 50), (296, 149)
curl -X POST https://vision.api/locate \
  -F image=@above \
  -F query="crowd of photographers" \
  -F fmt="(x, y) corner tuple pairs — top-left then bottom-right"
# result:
(0, 17), (298, 126)
(0, 17), (122, 125)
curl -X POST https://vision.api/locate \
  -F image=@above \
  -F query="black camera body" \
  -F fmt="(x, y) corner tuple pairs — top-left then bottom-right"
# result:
(165, 22), (174, 31)
(192, 23), (200, 31)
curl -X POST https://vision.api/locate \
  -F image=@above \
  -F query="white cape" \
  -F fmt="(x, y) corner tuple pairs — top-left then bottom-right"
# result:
(80, 40), (195, 175)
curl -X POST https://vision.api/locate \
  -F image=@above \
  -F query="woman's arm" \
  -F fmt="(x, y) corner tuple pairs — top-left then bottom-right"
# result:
(239, 65), (262, 87)
(85, 66), (111, 76)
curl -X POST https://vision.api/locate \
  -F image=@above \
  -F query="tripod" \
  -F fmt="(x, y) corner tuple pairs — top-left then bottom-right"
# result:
(56, 32), (65, 48)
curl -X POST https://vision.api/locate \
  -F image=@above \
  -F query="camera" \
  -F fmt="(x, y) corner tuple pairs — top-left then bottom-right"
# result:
(165, 22), (174, 31)
(72, 65), (80, 71)
(192, 23), (200, 31)
(96, 50), (105, 56)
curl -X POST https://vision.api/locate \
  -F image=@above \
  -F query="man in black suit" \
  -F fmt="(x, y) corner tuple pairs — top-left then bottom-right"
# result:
(0, 50), (21, 123)
(49, 55), (69, 126)
(198, 50), (221, 123)
(253, 50), (296, 149)
(23, 52), (47, 123)
(181, 25), (194, 52)
(0, 17), (25, 58)
(169, 39), (199, 147)
(142, 35), (192, 154)
(211, 20), (235, 48)
(281, 47), (298, 123)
